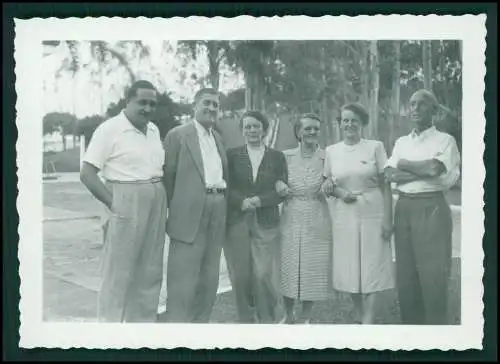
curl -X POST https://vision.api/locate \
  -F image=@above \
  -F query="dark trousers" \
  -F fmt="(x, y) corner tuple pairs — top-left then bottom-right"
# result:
(394, 192), (453, 325)
(224, 213), (281, 323)
(166, 193), (226, 323)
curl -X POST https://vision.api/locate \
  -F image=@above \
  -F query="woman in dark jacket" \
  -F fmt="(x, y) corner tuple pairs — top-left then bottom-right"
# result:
(224, 110), (288, 323)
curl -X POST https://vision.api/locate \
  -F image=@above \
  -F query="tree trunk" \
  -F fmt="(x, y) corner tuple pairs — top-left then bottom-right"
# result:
(253, 52), (266, 112)
(439, 41), (452, 110)
(254, 74), (264, 111)
(423, 40), (433, 91)
(368, 40), (380, 140)
(207, 42), (220, 91)
(245, 87), (252, 110)
(319, 46), (334, 146)
(62, 133), (67, 151)
(244, 70), (252, 110)
(360, 41), (370, 108)
(389, 40), (401, 154)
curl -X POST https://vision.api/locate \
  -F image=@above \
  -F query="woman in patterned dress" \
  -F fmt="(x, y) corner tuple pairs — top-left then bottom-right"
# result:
(323, 103), (394, 324)
(275, 113), (333, 324)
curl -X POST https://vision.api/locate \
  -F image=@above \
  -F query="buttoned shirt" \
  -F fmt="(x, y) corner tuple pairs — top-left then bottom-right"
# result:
(247, 144), (266, 183)
(83, 111), (165, 182)
(385, 126), (461, 193)
(193, 120), (226, 189)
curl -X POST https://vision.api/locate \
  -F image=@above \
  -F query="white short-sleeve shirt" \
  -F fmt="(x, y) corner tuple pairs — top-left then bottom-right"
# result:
(83, 111), (165, 181)
(385, 126), (461, 193)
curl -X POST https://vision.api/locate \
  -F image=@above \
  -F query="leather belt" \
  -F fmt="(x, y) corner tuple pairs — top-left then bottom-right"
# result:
(107, 177), (163, 184)
(206, 187), (226, 194)
(398, 191), (444, 199)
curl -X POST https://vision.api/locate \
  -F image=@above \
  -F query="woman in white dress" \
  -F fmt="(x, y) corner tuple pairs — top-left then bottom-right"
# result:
(323, 103), (394, 324)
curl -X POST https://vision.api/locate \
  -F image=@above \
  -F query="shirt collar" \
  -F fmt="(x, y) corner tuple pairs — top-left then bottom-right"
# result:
(410, 125), (437, 140)
(120, 111), (155, 133)
(193, 119), (213, 138)
(246, 144), (266, 154)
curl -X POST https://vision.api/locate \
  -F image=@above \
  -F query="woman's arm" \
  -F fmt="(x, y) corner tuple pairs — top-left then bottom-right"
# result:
(257, 151), (288, 207)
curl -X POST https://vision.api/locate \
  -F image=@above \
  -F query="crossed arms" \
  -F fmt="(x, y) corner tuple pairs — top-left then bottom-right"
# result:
(384, 159), (446, 184)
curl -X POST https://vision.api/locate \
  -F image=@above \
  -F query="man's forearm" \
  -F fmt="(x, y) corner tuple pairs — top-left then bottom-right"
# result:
(384, 167), (421, 184)
(397, 159), (444, 178)
(80, 164), (113, 209)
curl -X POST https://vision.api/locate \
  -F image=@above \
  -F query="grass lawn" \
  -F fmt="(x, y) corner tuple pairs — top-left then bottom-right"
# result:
(211, 258), (461, 324)
(44, 147), (81, 173)
(44, 255), (461, 324)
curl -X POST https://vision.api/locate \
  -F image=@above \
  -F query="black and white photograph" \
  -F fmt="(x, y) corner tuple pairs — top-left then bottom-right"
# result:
(15, 15), (486, 350)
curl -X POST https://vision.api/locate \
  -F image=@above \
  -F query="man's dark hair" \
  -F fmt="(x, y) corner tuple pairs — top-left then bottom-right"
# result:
(194, 88), (219, 103)
(294, 113), (322, 141)
(126, 80), (157, 101)
(239, 110), (270, 133)
(338, 102), (369, 126)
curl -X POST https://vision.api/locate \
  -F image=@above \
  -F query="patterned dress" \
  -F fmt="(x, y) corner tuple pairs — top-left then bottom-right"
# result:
(280, 147), (332, 301)
(324, 139), (394, 294)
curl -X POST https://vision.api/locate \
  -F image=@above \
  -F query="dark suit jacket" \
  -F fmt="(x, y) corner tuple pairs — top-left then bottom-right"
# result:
(163, 122), (228, 243)
(226, 145), (288, 229)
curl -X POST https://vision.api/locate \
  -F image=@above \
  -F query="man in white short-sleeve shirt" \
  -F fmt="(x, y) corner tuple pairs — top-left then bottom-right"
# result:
(80, 80), (167, 323)
(384, 89), (461, 325)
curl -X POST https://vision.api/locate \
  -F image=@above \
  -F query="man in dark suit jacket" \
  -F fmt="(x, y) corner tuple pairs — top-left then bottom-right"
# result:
(163, 88), (228, 323)
(224, 110), (288, 323)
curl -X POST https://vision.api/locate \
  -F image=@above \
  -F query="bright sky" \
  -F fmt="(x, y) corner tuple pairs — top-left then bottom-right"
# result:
(42, 41), (244, 118)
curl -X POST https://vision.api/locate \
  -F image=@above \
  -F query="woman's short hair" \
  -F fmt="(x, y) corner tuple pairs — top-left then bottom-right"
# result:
(294, 113), (322, 141)
(339, 103), (369, 126)
(239, 110), (270, 133)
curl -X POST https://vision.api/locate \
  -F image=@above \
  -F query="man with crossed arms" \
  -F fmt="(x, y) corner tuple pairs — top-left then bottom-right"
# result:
(385, 89), (461, 325)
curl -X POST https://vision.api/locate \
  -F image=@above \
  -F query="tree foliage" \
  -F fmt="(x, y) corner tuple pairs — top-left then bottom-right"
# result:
(177, 41), (232, 91)
(227, 40), (462, 150)
(43, 112), (77, 135)
(75, 92), (184, 145)
(45, 40), (462, 155)
(106, 92), (182, 140)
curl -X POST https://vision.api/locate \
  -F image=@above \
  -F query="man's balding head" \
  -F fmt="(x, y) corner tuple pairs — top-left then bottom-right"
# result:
(409, 89), (439, 131)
